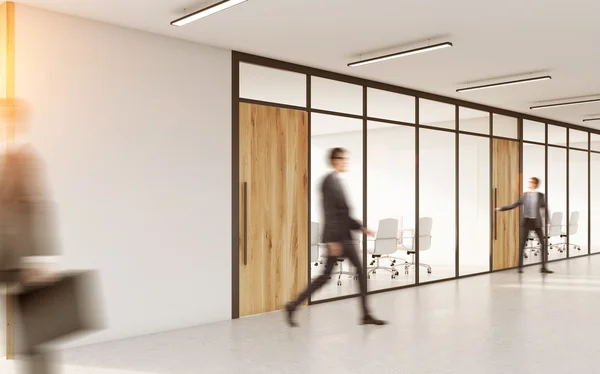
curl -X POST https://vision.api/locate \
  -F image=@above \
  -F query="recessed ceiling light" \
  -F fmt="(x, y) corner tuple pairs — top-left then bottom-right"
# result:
(347, 42), (453, 68)
(530, 97), (600, 110)
(171, 0), (247, 27)
(457, 76), (552, 93)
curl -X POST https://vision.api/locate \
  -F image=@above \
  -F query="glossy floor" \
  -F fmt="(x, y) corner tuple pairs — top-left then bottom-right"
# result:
(4, 255), (600, 373)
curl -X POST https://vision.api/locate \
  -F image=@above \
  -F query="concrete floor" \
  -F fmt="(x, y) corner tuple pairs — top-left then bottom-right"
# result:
(3, 255), (600, 373)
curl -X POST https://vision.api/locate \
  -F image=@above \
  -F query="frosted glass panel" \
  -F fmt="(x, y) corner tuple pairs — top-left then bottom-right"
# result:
(591, 134), (600, 152)
(312, 77), (362, 115)
(570, 129), (589, 150)
(493, 114), (518, 139)
(523, 120), (545, 143)
(420, 100), (455, 130)
(548, 125), (567, 146)
(240, 63), (306, 107)
(459, 108), (489, 135)
(367, 88), (415, 123)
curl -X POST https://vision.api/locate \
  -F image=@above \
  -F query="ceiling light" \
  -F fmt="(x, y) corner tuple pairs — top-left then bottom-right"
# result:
(530, 97), (600, 110)
(347, 42), (453, 68)
(583, 117), (600, 123)
(457, 76), (551, 93)
(171, 0), (247, 27)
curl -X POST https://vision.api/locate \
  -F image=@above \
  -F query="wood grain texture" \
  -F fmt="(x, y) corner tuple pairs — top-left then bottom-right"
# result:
(493, 139), (520, 270)
(239, 103), (308, 317)
(2, 1), (16, 359)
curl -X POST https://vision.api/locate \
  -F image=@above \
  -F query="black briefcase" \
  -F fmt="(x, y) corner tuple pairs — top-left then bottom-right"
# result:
(16, 270), (103, 349)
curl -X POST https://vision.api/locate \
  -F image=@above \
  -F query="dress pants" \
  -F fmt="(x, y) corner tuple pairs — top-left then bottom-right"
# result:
(291, 240), (370, 317)
(519, 218), (548, 269)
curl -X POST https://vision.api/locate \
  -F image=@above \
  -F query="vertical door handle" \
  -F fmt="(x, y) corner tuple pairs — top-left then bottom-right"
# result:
(243, 182), (248, 265)
(494, 188), (498, 240)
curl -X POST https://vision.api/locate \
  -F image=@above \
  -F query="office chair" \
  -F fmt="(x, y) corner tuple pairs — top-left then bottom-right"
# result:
(311, 221), (356, 285)
(390, 217), (433, 275)
(311, 222), (325, 267)
(525, 211), (562, 257)
(367, 218), (407, 280)
(558, 211), (581, 252)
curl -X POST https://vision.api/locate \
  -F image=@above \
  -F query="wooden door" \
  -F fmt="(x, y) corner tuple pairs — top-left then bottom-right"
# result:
(238, 102), (308, 317)
(492, 139), (520, 270)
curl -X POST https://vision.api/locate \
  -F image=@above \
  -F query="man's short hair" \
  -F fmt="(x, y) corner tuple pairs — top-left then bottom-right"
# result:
(329, 147), (347, 165)
(531, 177), (540, 186)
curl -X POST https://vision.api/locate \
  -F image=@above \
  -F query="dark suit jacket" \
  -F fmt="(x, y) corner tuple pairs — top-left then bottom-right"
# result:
(0, 145), (58, 272)
(498, 191), (548, 229)
(321, 172), (362, 243)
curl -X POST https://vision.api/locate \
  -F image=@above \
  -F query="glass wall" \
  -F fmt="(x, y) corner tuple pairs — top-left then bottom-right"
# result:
(547, 146), (568, 261)
(592, 153), (600, 253)
(459, 134), (490, 275)
(522, 143), (546, 265)
(236, 56), (600, 306)
(569, 150), (588, 257)
(310, 113), (363, 301)
(419, 128), (456, 283)
(366, 121), (415, 291)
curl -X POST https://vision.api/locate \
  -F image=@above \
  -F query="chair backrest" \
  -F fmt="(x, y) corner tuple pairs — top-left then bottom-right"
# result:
(418, 217), (433, 251)
(569, 211), (580, 235)
(311, 222), (320, 262)
(374, 218), (399, 255)
(548, 212), (563, 237)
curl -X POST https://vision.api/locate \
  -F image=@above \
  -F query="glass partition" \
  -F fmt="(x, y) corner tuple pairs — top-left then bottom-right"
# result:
(367, 88), (415, 123)
(459, 134), (490, 275)
(240, 63), (306, 107)
(547, 147), (567, 261)
(568, 150), (588, 257)
(493, 114), (518, 139)
(420, 100), (455, 130)
(591, 153), (600, 253)
(366, 122), (415, 290)
(548, 125), (567, 146)
(310, 113), (363, 301)
(522, 143), (546, 265)
(459, 107), (489, 135)
(419, 129), (456, 283)
(591, 134), (600, 152)
(312, 77), (362, 115)
(523, 120), (545, 143)
(570, 129), (589, 150)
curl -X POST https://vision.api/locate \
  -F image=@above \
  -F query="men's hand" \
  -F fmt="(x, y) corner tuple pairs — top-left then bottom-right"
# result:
(362, 228), (376, 237)
(327, 242), (343, 257)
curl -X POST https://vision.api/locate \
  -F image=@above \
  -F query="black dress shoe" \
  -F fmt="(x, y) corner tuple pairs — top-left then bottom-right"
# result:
(361, 315), (387, 326)
(285, 303), (298, 327)
(540, 268), (554, 274)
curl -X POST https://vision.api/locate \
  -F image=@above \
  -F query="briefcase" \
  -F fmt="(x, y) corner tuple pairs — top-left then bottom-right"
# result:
(16, 270), (103, 349)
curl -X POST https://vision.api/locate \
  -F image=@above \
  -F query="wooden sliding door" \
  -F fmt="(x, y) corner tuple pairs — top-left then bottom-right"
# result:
(492, 139), (521, 270)
(238, 102), (309, 317)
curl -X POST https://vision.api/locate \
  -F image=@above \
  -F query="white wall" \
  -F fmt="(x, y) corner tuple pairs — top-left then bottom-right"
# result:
(5, 5), (232, 348)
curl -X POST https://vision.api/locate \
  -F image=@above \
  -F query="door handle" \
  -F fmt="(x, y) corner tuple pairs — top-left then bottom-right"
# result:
(494, 188), (498, 240)
(243, 182), (248, 266)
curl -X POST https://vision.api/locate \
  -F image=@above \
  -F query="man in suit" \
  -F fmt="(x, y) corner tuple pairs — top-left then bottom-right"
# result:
(285, 148), (386, 327)
(0, 98), (60, 373)
(496, 176), (554, 274)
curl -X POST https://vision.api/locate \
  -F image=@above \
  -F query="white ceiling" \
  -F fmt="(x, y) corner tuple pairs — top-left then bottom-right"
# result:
(15, 0), (600, 128)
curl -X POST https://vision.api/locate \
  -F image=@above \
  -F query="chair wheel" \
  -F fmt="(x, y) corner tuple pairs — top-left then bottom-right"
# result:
(367, 275), (371, 279)
(391, 275), (396, 279)
(337, 281), (342, 286)
(372, 270), (376, 274)
(427, 269), (432, 274)
(395, 271), (400, 276)
(314, 263), (318, 267)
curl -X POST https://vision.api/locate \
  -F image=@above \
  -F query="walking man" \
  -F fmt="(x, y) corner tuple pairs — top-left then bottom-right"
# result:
(496, 176), (554, 274)
(285, 148), (386, 326)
